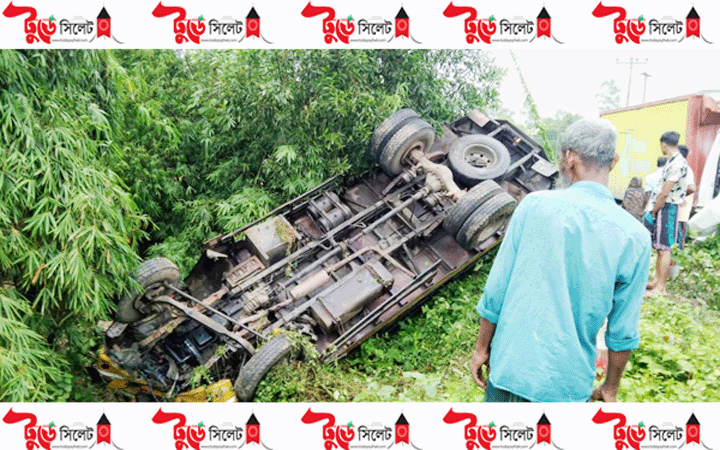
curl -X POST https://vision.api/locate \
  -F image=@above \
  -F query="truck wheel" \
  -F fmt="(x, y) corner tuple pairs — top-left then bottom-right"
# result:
(448, 135), (511, 186)
(116, 257), (181, 323)
(456, 192), (517, 250)
(368, 109), (420, 163)
(443, 180), (504, 239)
(234, 335), (294, 401)
(379, 118), (435, 176)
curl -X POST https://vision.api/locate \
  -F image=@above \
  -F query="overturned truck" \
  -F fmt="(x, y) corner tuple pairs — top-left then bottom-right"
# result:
(94, 109), (558, 401)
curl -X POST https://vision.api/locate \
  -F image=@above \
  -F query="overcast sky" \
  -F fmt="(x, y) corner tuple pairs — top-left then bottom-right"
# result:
(490, 49), (720, 120)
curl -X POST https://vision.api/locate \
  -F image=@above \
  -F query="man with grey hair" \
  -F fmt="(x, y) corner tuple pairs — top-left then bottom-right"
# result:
(470, 118), (651, 402)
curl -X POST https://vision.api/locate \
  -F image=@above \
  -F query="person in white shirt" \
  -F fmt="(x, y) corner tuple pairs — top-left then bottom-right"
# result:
(677, 145), (696, 249)
(644, 156), (667, 210)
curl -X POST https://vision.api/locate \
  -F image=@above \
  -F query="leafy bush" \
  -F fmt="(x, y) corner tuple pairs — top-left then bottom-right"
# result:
(621, 295), (720, 402)
(670, 232), (720, 310)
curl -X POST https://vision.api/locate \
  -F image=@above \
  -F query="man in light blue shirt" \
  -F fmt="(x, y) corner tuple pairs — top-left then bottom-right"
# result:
(470, 118), (651, 402)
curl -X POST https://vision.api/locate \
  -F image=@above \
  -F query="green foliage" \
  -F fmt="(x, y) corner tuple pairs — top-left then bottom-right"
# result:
(536, 110), (584, 155)
(0, 50), (146, 401)
(621, 295), (720, 402)
(0, 49), (504, 402)
(510, 51), (556, 163)
(670, 232), (720, 310)
(107, 49), (502, 269)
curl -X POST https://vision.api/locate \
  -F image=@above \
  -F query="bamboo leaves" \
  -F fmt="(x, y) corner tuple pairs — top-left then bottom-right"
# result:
(0, 49), (145, 401)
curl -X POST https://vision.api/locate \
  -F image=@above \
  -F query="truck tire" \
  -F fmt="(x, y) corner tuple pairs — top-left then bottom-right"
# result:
(448, 135), (511, 187)
(379, 118), (435, 176)
(456, 192), (517, 250)
(443, 180), (504, 239)
(116, 257), (181, 323)
(368, 109), (420, 163)
(234, 335), (294, 401)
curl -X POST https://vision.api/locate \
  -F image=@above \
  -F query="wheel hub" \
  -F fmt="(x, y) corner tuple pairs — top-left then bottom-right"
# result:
(464, 144), (497, 168)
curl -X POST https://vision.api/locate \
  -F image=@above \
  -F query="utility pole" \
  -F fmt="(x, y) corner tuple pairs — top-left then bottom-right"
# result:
(616, 57), (649, 107)
(640, 72), (651, 103)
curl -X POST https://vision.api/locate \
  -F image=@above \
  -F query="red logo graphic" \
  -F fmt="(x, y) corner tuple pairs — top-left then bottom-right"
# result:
(443, 409), (496, 450)
(537, 413), (551, 444)
(537, 7), (551, 37)
(2, 2), (56, 44)
(246, 413), (260, 444)
(395, 7), (409, 38)
(301, 2), (355, 44)
(97, 7), (110, 38)
(301, 409), (355, 450)
(246, 7), (260, 38)
(443, 3), (496, 44)
(395, 414), (409, 445)
(97, 413), (111, 445)
(592, 3), (646, 44)
(153, 409), (206, 450)
(3, 409), (57, 450)
(152, 2), (206, 44)
(592, 409), (646, 450)
(686, 7), (700, 38)
(686, 413), (700, 445)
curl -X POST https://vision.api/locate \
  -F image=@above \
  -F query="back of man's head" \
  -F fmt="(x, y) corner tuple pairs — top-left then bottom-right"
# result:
(561, 118), (617, 168)
(660, 131), (680, 147)
(678, 144), (689, 159)
(657, 156), (667, 168)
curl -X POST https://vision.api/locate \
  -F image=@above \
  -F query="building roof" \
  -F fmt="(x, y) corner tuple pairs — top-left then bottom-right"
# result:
(396, 413), (409, 425)
(396, 7), (409, 19)
(687, 413), (700, 425)
(600, 94), (693, 116)
(538, 413), (550, 425)
(247, 413), (260, 425)
(687, 7), (699, 19)
(98, 7), (110, 19)
(538, 7), (550, 19)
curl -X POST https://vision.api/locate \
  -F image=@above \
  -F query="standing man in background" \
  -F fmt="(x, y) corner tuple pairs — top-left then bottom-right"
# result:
(470, 118), (651, 402)
(677, 145), (696, 249)
(643, 132), (690, 296)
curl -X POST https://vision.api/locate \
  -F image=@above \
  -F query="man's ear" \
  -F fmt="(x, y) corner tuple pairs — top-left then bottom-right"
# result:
(610, 153), (620, 171)
(564, 150), (579, 169)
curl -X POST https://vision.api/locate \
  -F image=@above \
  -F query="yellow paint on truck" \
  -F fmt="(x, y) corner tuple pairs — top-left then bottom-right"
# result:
(603, 99), (688, 199)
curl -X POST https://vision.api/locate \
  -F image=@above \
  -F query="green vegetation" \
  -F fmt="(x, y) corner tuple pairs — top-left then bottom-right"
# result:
(0, 49), (502, 401)
(1, 49), (718, 402)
